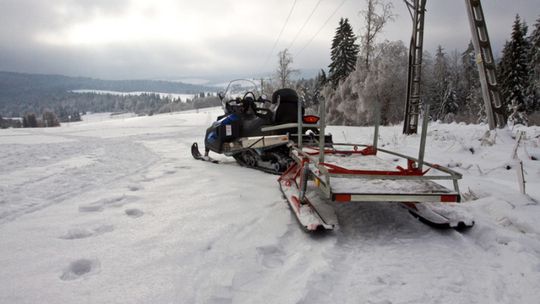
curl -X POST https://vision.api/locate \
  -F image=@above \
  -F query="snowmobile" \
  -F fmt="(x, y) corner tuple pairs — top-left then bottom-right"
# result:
(191, 79), (331, 174)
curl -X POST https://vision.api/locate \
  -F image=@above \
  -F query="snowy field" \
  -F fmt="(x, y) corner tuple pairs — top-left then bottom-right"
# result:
(1, 108), (540, 303)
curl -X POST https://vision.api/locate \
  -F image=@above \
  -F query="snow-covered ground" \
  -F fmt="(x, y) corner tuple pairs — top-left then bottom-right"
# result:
(1, 109), (540, 303)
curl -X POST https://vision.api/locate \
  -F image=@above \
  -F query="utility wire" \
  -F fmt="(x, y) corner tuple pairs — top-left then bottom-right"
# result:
(261, 0), (298, 70)
(286, 0), (323, 51)
(295, 0), (348, 57)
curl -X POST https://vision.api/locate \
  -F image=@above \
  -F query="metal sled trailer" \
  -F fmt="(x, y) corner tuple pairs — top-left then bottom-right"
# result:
(279, 100), (474, 231)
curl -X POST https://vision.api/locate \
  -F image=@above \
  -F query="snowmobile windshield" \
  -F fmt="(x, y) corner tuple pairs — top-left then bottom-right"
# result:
(219, 79), (262, 112)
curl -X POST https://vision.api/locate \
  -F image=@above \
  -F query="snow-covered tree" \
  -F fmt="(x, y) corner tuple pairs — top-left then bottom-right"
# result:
(295, 78), (319, 111)
(445, 50), (463, 122)
(316, 69), (327, 88)
(328, 18), (359, 88)
(362, 41), (408, 125)
(459, 41), (485, 123)
(358, 0), (394, 70)
(499, 15), (532, 125)
(302, 69), (327, 111)
(427, 46), (457, 121)
(323, 40), (407, 125)
(528, 16), (540, 112)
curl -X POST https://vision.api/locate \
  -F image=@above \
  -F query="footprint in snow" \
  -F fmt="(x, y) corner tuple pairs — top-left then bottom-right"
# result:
(78, 204), (104, 213)
(175, 165), (191, 170)
(59, 225), (114, 240)
(256, 245), (285, 268)
(127, 184), (143, 192)
(60, 258), (100, 281)
(78, 195), (138, 213)
(125, 208), (144, 218)
(366, 301), (392, 304)
(207, 296), (233, 304)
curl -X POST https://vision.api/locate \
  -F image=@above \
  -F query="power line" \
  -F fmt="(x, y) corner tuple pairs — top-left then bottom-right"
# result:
(295, 0), (348, 57)
(261, 0), (298, 70)
(286, 0), (323, 51)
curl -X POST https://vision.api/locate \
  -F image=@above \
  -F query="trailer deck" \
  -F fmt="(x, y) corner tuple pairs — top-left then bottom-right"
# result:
(278, 98), (473, 231)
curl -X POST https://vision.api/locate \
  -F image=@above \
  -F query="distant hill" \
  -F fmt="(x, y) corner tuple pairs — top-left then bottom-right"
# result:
(0, 71), (215, 95)
(0, 71), (218, 116)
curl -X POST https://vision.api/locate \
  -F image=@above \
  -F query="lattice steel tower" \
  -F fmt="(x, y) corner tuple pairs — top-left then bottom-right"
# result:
(402, 0), (504, 134)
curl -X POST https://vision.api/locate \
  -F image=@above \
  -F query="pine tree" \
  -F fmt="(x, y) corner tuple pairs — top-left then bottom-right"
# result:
(42, 111), (60, 127)
(529, 16), (540, 111)
(328, 18), (359, 88)
(310, 69), (328, 108)
(499, 15), (532, 125)
(446, 50), (463, 121)
(24, 113), (38, 128)
(461, 41), (485, 123)
(71, 111), (81, 122)
(316, 69), (327, 87)
(430, 46), (457, 120)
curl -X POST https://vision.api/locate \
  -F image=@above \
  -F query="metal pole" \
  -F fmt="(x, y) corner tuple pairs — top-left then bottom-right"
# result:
(402, 0), (427, 135)
(299, 165), (309, 201)
(464, 0), (505, 129)
(418, 104), (429, 171)
(319, 98), (326, 164)
(297, 95), (303, 149)
(373, 101), (380, 150)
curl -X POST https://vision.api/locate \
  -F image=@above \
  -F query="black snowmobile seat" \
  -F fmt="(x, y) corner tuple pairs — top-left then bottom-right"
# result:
(272, 88), (304, 124)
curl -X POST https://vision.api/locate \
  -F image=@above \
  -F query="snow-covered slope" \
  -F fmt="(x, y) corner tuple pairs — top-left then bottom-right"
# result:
(1, 109), (539, 303)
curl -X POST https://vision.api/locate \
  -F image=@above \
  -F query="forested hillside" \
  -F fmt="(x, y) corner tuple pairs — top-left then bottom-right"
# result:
(0, 71), (217, 117)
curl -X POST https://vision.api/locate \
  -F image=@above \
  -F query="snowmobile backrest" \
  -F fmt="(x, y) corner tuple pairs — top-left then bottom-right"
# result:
(272, 88), (304, 124)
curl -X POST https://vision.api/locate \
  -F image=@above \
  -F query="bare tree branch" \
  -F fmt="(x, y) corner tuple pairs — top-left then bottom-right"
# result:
(359, 0), (395, 70)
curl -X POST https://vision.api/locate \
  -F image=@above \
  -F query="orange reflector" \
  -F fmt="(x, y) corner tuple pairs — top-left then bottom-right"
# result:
(441, 195), (458, 202)
(334, 194), (351, 202)
(303, 115), (320, 124)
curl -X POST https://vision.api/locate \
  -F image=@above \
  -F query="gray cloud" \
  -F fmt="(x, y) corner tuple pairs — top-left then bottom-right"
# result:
(0, 0), (128, 37)
(0, 0), (538, 80)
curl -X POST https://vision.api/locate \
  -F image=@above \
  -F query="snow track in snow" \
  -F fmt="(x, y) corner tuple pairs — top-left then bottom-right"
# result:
(1, 110), (540, 303)
(0, 133), (160, 224)
(298, 203), (504, 303)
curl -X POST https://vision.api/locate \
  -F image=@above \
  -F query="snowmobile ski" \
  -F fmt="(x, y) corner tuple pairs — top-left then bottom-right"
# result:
(279, 163), (336, 231)
(191, 142), (218, 164)
(400, 202), (475, 230)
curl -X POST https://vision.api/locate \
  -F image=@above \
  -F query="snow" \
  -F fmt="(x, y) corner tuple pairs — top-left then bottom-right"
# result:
(1, 109), (540, 303)
(322, 154), (398, 171)
(329, 177), (453, 195)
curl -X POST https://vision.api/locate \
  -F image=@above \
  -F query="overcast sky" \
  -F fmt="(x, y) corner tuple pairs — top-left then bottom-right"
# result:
(0, 0), (538, 82)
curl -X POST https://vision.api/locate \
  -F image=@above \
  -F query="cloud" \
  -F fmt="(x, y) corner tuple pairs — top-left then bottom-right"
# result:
(0, 0), (538, 79)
